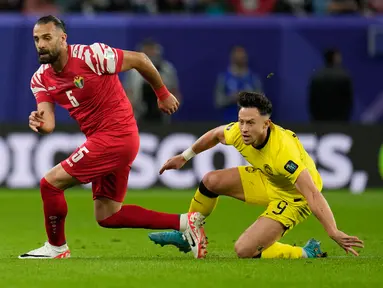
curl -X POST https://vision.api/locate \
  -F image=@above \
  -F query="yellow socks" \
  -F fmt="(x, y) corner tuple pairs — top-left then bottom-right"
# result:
(261, 242), (304, 259)
(188, 182), (218, 217)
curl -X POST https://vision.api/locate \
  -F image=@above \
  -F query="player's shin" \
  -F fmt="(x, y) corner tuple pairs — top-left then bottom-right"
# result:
(257, 242), (304, 259)
(98, 205), (181, 230)
(40, 178), (68, 247)
(189, 181), (218, 217)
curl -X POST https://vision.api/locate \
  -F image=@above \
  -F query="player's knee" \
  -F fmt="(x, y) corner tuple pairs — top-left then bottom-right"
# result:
(96, 213), (118, 228)
(40, 177), (64, 201)
(202, 171), (221, 192)
(94, 198), (122, 225)
(39, 177), (60, 191)
(97, 218), (108, 228)
(234, 241), (253, 258)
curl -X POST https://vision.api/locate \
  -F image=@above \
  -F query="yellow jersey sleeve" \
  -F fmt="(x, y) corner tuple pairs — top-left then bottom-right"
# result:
(223, 122), (242, 148)
(275, 139), (306, 184)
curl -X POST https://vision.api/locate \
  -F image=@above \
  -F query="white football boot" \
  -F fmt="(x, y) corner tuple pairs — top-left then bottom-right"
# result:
(18, 241), (70, 259)
(183, 212), (208, 259)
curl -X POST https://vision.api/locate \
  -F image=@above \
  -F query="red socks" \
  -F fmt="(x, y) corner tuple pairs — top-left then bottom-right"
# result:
(40, 177), (180, 247)
(40, 178), (67, 246)
(98, 205), (180, 230)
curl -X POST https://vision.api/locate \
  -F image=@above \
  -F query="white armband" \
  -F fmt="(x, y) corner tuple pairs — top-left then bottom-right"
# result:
(182, 147), (196, 161)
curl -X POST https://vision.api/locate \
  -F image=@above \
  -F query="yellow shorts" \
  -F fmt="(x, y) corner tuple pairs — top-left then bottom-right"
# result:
(238, 166), (311, 234)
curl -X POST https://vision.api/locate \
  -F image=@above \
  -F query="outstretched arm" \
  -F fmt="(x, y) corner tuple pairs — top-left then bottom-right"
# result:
(295, 170), (364, 256)
(121, 50), (179, 114)
(190, 125), (226, 155)
(87, 43), (179, 114)
(121, 51), (164, 90)
(159, 125), (226, 174)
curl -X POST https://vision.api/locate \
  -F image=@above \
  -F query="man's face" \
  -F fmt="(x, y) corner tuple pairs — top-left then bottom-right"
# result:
(333, 52), (342, 66)
(142, 43), (161, 66)
(33, 22), (65, 64)
(231, 47), (248, 67)
(238, 107), (270, 146)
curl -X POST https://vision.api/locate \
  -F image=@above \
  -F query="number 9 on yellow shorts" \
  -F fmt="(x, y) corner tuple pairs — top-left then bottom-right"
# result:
(260, 199), (311, 235)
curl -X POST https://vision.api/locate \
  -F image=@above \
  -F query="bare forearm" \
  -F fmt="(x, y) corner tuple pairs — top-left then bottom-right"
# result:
(308, 192), (338, 236)
(37, 124), (54, 134)
(137, 56), (164, 89)
(36, 103), (55, 134)
(122, 52), (164, 89)
(191, 130), (220, 155)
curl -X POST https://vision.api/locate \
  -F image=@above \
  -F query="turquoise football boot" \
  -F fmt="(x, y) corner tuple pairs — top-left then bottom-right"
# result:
(149, 230), (191, 253)
(303, 238), (327, 258)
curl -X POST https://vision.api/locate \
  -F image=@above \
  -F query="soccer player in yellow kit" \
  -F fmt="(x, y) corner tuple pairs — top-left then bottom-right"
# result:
(149, 92), (364, 259)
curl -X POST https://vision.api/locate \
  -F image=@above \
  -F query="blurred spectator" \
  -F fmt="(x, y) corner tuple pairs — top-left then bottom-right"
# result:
(369, 0), (383, 13)
(0, 0), (23, 11)
(327, 0), (359, 14)
(124, 39), (181, 124)
(130, 0), (157, 13)
(273, 0), (312, 14)
(311, 0), (329, 14)
(157, 0), (185, 13)
(215, 46), (263, 122)
(192, 0), (231, 15)
(231, 0), (276, 15)
(23, 0), (59, 14)
(308, 49), (354, 122)
(65, 0), (134, 14)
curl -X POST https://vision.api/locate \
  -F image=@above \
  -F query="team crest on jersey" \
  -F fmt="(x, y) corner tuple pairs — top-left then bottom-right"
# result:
(264, 164), (273, 176)
(73, 76), (84, 89)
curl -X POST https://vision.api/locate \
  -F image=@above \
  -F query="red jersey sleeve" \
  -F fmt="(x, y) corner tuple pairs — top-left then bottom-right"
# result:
(30, 71), (54, 104)
(87, 43), (124, 75)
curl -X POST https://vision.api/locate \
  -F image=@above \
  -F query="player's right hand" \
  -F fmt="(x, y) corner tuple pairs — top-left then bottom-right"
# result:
(29, 110), (44, 133)
(329, 230), (364, 256)
(158, 94), (180, 115)
(159, 154), (187, 175)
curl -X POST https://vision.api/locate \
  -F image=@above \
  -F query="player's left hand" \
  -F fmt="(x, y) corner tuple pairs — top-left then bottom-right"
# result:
(29, 110), (45, 133)
(329, 230), (364, 256)
(159, 154), (186, 175)
(158, 94), (179, 115)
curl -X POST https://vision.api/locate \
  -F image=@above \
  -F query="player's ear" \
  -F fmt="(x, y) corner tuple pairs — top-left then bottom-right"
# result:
(263, 118), (271, 129)
(60, 32), (67, 44)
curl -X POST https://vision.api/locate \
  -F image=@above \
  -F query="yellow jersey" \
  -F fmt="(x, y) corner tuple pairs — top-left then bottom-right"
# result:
(223, 122), (323, 202)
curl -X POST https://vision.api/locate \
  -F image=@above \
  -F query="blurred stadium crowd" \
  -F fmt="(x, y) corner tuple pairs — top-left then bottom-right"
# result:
(1, 0), (382, 16)
(1, 0), (383, 125)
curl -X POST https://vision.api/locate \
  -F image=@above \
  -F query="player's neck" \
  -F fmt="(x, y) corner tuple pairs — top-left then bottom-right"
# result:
(253, 127), (271, 150)
(51, 46), (69, 73)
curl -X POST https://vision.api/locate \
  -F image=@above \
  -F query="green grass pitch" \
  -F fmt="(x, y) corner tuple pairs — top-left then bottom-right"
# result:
(0, 188), (382, 288)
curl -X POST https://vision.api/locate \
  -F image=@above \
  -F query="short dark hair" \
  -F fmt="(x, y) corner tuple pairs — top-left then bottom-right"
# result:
(141, 38), (158, 47)
(237, 91), (272, 116)
(36, 15), (66, 33)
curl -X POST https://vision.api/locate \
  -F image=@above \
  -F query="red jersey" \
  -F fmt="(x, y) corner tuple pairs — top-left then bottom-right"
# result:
(230, 0), (276, 15)
(30, 43), (137, 137)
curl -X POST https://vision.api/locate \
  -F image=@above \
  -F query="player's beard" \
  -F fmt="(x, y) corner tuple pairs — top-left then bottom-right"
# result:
(38, 49), (60, 64)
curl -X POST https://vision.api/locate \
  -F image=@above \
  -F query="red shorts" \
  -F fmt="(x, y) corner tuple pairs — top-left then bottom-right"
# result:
(61, 131), (140, 203)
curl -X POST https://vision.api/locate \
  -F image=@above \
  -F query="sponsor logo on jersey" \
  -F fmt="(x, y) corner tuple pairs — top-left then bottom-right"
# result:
(284, 160), (298, 174)
(73, 76), (84, 89)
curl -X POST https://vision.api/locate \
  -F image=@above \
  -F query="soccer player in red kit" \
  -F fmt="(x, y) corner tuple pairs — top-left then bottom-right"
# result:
(19, 15), (207, 259)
